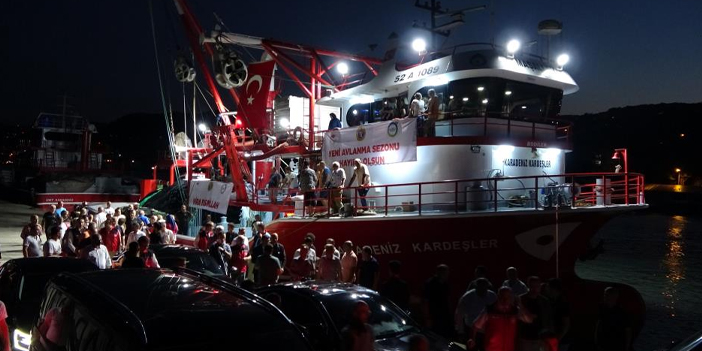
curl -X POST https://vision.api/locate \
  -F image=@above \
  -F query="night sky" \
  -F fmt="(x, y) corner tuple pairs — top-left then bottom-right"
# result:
(2, 0), (701, 125)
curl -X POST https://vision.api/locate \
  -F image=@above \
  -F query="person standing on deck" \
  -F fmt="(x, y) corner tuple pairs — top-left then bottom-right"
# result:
(329, 162), (346, 215)
(298, 160), (318, 216)
(424, 89), (440, 137)
(328, 112), (342, 130)
(347, 158), (371, 211)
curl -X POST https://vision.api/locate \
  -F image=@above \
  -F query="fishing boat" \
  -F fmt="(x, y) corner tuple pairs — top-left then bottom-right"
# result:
(11, 110), (140, 209)
(159, 0), (648, 343)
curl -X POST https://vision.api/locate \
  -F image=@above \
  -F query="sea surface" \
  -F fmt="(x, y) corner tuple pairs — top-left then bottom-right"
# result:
(576, 211), (702, 350)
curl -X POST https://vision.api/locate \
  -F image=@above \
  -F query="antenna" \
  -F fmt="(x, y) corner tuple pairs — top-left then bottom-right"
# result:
(413, 0), (486, 51)
(538, 19), (563, 60)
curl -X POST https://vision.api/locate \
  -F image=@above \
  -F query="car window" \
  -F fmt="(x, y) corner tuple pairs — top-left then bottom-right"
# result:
(266, 291), (323, 326)
(0, 265), (17, 306)
(157, 250), (225, 276)
(320, 293), (417, 339)
(37, 287), (128, 351)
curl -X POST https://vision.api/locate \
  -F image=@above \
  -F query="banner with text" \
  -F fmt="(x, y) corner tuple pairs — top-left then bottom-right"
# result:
(322, 119), (417, 168)
(188, 180), (233, 214)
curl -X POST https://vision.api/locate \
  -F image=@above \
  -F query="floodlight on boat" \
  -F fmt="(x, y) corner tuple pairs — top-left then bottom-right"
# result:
(198, 123), (208, 132)
(412, 38), (427, 53)
(337, 62), (349, 76)
(477, 86), (484, 91)
(556, 53), (570, 70)
(505, 91), (512, 96)
(506, 39), (520, 57)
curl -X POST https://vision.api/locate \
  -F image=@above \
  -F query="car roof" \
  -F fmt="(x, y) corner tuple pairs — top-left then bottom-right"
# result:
(150, 244), (202, 253)
(51, 269), (303, 349)
(3, 257), (99, 273)
(258, 280), (379, 298)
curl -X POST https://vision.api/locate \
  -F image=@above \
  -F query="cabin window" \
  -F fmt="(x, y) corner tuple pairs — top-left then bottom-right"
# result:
(412, 78), (563, 119)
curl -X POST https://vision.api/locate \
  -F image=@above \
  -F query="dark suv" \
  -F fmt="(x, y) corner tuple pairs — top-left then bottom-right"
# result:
(0, 258), (98, 351)
(30, 269), (313, 351)
(258, 281), (459, 351)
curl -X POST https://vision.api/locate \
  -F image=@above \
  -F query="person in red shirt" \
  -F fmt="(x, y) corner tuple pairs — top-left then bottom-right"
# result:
(194, 222), (214, 251)
(99, 218), (121, 256)
(469, 287), (533, 351)
(0, 300), (9, 351)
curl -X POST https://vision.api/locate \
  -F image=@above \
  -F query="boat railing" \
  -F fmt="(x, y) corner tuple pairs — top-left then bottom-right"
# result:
(300, 114), (571, 152)
(249, 172), (645, 217)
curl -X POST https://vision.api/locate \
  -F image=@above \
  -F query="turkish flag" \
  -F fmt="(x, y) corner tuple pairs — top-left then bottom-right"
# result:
(237, 60), (275, 130)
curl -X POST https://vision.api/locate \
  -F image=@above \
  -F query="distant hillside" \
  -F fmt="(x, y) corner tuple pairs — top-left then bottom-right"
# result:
(563, 102), (702, 184)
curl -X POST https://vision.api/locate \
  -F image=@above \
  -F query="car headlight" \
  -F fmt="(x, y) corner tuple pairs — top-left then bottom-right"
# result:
(13, 329), (31, 351)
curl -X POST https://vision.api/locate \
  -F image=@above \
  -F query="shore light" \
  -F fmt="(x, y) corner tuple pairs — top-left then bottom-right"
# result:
(198, 123), (208, 132)
(506, 39), (520, 57)
(556, 54), (570, 70)
(412, 38), (427, 53)
(337, 62), (349, 75)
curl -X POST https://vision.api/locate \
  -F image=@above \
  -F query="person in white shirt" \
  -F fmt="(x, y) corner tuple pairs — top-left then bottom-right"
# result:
(159, 219), (176, 244)
(329, 162), (346, 215)
(83, 234), (112, 269)
(126, 221), (146, 246)
(502, 266), (528, 300)
(347, 158), (372, 210)
(455, 278), (497, 337)
(58, 211), (70, 240)
(104, 201), (115, 216)
(410, 92), (425, 117)
(95, 207), (107, 229)
(43, 227), (62, 257)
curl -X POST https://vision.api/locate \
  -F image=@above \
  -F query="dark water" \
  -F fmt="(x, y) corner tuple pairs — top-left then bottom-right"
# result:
(576, 212), (702, 350)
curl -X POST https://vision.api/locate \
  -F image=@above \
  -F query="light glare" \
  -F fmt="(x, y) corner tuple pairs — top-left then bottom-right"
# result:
(556, 54), (570, 67)
(412, 38), (427, 52)
(337, 62), (349, 75)
(506, 39), (521, 54)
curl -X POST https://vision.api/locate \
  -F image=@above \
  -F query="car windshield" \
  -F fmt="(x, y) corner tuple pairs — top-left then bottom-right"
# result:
(19, 273), (53, 304)
(320, 293), (417, 338)
(155, 249), (225, 276)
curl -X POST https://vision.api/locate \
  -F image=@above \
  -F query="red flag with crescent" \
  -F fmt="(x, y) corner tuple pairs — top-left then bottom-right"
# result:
(237, 60), (275, 130)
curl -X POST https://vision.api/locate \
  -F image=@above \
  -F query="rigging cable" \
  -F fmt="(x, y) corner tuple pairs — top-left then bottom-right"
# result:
(148, 0), (185, 204)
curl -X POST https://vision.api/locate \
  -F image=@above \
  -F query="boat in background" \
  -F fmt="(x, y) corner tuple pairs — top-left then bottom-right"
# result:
(6, 111), (140, 209)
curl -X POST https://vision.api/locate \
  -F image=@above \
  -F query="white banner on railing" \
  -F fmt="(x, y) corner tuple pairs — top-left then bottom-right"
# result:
(188, 180), (232, 214)
(322, 119), (417, 168)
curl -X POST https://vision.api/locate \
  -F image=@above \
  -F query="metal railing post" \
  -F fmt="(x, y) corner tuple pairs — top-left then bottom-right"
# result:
(455, 181), (459, 214)
(493, 178), (498, 212)
(571, 176), (575, 208)
(385, 185), (389, 216)
(534, 177), (539, 209)
(354, 186), (358, 215)
(418, 184), (422, 215)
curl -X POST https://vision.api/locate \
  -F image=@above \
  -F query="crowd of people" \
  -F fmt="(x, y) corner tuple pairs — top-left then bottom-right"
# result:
(13, 201), (634, 351)
(265, 156), (372, 217)
(18, 200), (178, 269)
